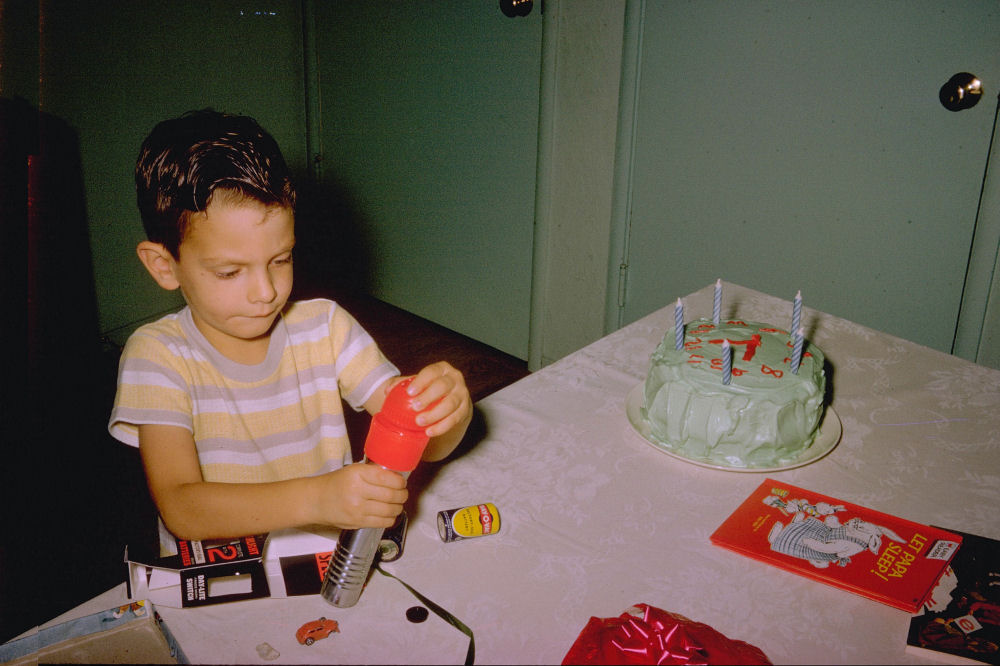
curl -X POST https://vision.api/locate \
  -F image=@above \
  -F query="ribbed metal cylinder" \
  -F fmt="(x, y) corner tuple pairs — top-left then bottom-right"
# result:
(320, 526), (385, 608)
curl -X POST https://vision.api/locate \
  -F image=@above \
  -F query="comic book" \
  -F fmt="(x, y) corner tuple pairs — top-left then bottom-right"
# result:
(710, 479), (961, 613)
(905, 529), (1000, 665)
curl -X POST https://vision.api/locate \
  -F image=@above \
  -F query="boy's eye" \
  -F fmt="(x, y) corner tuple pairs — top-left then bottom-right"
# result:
(215, 269), (240, 279)
(273, 254), (293, 266)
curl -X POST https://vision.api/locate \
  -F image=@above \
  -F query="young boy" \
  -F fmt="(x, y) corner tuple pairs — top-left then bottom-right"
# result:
(109, 110), (472, 552)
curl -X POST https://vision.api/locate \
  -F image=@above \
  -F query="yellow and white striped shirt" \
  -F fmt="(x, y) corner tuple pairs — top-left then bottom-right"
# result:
(109, 299), (398, 483)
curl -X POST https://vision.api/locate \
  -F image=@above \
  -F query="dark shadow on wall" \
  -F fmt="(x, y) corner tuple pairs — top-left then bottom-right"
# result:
(1, 97), (157, 643)
(290, 172), (380, 453)
(290, 172), (376, 303)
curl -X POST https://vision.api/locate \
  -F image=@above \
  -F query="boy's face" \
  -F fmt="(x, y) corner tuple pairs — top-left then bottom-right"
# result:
(168, 198), (295, 361)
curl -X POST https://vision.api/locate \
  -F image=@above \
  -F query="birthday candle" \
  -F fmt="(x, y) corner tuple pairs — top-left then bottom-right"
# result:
(791, 327), (804, 374)
(722, 339), (732, 385)
(713, 279), (722, 325)
(674, 298), (684, 350)
(791, 290), (802, 337)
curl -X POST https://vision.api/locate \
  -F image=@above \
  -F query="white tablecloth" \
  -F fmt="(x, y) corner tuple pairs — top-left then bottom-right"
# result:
(27, 282), (1000, 664)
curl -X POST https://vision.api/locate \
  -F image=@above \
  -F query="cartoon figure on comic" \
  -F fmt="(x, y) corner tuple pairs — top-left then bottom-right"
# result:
(764, 496), (904, 568)
(763, 494), (845, 518)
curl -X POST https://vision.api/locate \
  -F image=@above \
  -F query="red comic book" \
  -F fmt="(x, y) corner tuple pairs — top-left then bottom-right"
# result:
(710, 479), (962, 612)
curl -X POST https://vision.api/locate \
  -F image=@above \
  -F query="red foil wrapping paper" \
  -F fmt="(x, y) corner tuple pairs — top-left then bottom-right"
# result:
(562, 604), (771, 665)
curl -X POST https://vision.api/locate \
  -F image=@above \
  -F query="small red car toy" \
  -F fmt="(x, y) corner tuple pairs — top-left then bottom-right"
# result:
(296, 617), (340, 646)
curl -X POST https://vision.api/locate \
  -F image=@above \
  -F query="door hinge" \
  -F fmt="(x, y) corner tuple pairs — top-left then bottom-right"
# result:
(617, 263), (629, 308)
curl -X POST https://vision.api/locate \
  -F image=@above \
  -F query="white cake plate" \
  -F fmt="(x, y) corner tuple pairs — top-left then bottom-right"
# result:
(625, 384), (841, 472)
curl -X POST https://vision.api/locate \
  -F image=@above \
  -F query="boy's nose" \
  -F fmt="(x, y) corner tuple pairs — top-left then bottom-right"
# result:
(249, 268), (277, 303)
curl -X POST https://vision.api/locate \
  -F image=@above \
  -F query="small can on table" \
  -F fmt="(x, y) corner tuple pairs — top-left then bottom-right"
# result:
(437, 503), (501, 542)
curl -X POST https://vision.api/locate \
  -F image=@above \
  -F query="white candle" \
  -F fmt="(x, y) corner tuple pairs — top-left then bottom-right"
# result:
(674, 298), (684, 350)
(713, 279), (722, 325)
(722, 339), (732, 385)
(791, 290), (802, 337)
(791, 327), (804, 374)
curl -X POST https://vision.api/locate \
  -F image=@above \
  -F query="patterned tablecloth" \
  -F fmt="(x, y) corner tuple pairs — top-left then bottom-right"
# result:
(24, 281), (1000, 664)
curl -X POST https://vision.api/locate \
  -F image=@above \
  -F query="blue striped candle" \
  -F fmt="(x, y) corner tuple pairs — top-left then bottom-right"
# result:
(722, 339), (732, 385)
(791, 327), (804, 374)
(674, 298), (684, 350)
(791, 290), (802, 337)
(713, 279), (722, 325)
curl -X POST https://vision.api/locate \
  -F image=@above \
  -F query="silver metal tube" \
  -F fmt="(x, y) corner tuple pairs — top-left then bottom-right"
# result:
(320, 466), (410, 608)
(320, 525), (385, 607)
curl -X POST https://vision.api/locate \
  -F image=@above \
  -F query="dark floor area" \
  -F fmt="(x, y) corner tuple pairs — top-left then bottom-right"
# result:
(327, 288), (531, 451)
(292, 286), (530, 459)
(332, 288), (530, 402)
(3, 288), (529, 644)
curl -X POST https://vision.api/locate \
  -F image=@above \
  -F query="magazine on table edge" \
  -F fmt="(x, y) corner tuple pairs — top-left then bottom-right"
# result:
(710, 479), (961, 613)
(905, 528), (1000, 665)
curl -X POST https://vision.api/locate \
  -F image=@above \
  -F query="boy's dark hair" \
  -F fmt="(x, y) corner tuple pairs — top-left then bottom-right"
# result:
(135, 109), (296, 258)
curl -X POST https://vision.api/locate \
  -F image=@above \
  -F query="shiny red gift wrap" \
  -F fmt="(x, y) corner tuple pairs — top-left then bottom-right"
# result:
(562, 604), (771, 665)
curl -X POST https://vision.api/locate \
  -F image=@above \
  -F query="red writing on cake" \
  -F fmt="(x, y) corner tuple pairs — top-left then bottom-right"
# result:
(709, 335), (761, 361)
(710, 357), (746, 376)
(685, 338), (705, 351)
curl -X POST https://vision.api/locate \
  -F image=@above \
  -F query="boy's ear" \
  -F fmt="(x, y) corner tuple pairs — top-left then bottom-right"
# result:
(136, 241), (181, 290)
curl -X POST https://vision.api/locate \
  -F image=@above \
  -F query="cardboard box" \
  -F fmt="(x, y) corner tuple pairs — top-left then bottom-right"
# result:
(125, 529), (343, 607)
(0, 600), (187, 664)
(262, 527), (340, 598)
(125, 535), (270, 608)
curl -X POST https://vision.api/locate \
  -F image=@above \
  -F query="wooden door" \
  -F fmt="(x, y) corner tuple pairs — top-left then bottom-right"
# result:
(618, 0), (999, 354)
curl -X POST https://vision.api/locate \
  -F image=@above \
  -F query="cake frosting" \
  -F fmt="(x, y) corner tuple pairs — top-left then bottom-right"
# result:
(642, 318), (826, 468)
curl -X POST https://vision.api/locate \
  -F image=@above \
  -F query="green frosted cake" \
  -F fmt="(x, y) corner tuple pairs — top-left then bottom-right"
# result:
(642, 318), (826, 468)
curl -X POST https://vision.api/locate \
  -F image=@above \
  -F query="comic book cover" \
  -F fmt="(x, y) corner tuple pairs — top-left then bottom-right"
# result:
(710, 479), (961, 613)
(906, 529), (1000, 665)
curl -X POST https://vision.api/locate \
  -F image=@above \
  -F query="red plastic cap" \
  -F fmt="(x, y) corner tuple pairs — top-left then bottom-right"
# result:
(376, 378), (423, 431)
(364, 379), (430, 472)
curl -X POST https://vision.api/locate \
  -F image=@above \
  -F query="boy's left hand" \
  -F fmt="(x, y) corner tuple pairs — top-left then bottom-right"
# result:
(392, 361), (472, 438)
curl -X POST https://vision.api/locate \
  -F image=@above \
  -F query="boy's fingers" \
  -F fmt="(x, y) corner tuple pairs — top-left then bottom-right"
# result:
(415, 392), (460, 424)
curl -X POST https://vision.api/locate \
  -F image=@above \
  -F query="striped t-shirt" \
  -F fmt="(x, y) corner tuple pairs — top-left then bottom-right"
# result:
(109, 299), (399, 483)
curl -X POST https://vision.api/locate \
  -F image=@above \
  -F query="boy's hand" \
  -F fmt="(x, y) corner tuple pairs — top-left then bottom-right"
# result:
(314, 463), (408, 530)
(394, 361), (472, 439)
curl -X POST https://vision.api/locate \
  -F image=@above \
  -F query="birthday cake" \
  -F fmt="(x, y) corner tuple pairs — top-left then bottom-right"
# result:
(641, 318), (826, 468)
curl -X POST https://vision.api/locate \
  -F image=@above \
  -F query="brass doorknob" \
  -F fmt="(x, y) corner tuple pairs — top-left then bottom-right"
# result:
(940, 72), (983, 111)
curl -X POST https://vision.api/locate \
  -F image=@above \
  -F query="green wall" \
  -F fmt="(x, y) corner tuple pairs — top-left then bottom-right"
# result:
(310, 2), (541, 359)
(8, 0), (995, 361)
(11, 0), (308, 344)
(9, 1), (540, 359)
(615, 0), (1000, 358)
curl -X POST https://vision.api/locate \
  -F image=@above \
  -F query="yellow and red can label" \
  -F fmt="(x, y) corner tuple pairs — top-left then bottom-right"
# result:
(437, 503), (501, 542)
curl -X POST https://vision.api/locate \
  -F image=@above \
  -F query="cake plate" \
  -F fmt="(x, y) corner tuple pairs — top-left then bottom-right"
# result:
(624, 384), (841, 472)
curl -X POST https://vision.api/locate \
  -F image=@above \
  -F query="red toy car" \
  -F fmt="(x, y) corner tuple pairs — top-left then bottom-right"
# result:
(296, 617), (340, 646)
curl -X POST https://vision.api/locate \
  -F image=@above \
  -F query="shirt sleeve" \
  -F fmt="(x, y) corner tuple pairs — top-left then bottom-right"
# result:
(108, 330), (194, 447)
(328, 304), (399, 410)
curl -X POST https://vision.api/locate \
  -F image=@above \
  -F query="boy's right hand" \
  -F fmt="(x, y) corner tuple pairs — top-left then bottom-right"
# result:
(312, 463), (408, 530)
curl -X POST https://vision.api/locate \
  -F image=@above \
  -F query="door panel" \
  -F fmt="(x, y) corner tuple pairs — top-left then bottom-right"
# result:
(622, 1), (999, 353)
(312, 1), (541, 359)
